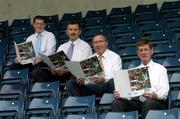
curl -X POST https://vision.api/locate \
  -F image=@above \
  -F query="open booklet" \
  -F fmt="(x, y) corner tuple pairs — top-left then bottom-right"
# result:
(39, 51), (69, 69)
(14, 41), (36, 65)
(113, 66), (151, 98)
(65, 55), (103, 81)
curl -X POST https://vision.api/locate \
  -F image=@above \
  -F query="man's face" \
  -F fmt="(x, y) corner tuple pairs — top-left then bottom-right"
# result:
(93, 35), (108, 55)
(137, 44), (153, 65)
(33, 19), (46, 33)
(66, 24), (81, 41)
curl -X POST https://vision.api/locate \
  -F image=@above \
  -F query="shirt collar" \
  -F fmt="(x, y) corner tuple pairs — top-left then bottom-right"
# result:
(140, 60), (154, 68)
(35, 30), (46, 37)
(96, 49), (109, 58)
(68, 38), (80, 46)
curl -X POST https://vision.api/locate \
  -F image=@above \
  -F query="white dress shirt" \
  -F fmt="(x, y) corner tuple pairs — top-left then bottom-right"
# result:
(57, 38), (92, 61)
(96, 49), (122, 82)
(26, 30), (56, 56)
(138, 60), (169, 100)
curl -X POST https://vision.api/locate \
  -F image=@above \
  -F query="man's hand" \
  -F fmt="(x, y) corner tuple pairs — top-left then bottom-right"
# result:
(91, 75), (105, 84)
(15, 57), (21, 64)
(34, 57), (42, 64)
(113, 90), (121, 99)
(75, 77), (85, 85)
(52, 68), (69, 76)
(143, 92), (158, 100)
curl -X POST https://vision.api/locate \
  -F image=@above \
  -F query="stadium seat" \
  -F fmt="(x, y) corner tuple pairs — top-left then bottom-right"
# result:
(61, 95), (95, 118)
(28, 81), (60, 99)
(84, 9), (106, 19)
(10, 18), (31, 27)
(134, 3), (158, 18)
(119, 46), (138, 61)
(160, 1), (180, 14)
(143, 32), (174, 45)
(109, 6), (132, 17)
(43, 15), (59, 24)
(169, 72), (180, 89)
(162, 57), (180, 72)
(60, 12), (82, 22)
(104, 111), (138, 119)
(145, 108), (179, 119)
(2, 68), (29, 84)
(97, 93), (114, 112)
(0, 100), (24, 119)
(26, 98), (58, 118)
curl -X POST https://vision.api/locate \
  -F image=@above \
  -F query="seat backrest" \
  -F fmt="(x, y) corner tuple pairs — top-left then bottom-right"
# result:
(105, 111), (138, 119)
(145, 108), (179, 119)
(26, 97), (58, 117)
(0, 99), (24, 119)
(11, 18), (31, 27)
(84, 9), (106, 19)
(109, 6), (132, 17)
(29, 81), (60, 98)
(134, 3), (158, 17)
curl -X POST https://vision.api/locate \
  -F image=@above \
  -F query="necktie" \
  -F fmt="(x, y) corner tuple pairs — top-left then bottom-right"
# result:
(98, 55), (104, 70)
(139, 95), (147, 102)
(35, 34), (42, 55)
(66, 43), (74, 59)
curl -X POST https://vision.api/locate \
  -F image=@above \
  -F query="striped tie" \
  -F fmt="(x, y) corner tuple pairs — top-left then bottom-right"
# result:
(66, 43), (74, 59)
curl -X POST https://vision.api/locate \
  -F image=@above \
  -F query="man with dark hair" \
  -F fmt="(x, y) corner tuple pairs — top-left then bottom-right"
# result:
(31, 20), (92, 82)
(11, 15), (56, 70)
(66, 34), (122, 97)
(111, 38), (169, 119)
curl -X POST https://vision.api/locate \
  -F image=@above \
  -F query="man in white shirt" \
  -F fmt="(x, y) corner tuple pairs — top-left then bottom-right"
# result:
(111, 38), (169, 119)
(11, 15), (56, 70)
(66, 34), (122, 96)
(31, 20), (92, 82)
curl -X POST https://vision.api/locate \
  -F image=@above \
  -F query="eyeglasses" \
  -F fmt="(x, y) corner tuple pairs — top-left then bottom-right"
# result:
(93, 40), (106, 45)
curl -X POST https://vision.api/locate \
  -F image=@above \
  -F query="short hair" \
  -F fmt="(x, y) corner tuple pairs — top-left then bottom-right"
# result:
(67, 20), (81, 29)
(93, 33), (108, 41)
(33, 15), (45, 23)
(136, 37), (153, 50)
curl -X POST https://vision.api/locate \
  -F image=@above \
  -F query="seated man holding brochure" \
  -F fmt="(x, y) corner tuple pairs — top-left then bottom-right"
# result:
(31, 20), (92, 82)
(111, 38), (169, 119)
(11, 15), (56, 71)
(66, 34), (122, 97)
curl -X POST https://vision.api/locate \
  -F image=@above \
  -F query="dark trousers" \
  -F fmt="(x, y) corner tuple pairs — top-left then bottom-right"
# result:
(31, 65), (72, 83)
(111, 97), (167, 119)
(66, 77), (115, 97)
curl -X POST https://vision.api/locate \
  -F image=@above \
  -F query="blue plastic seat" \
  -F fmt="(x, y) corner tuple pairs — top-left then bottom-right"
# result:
(83, 17), (107, 28)
(140, 22), (166, 34)
(60, 12), (82, 22)
(2, 68), (29, 84)
(169, 72), (180, 89)
(43, 15), (58, 24)
(26, 98), (58, 118)
(109, 6), (132, 17)
(160, 1), (180, 14)
(104, 111), (138, 119)
(145, 108), (179, 119)
(97, 93), (114, 112)
(162, 57), (180, 72)
(61, 95), (95, 117)
(134, 3), (158, 17)
(119, 46), (138, 61)
(84, 9), (106, 19)
(10, 18), (31, 27)
(0, 100), (24, 119)
(28, 81), (60, 99)
(109, 15), (134, 26)
(153, 44), (178, 60)
(143, 32), (174, 45)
